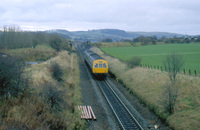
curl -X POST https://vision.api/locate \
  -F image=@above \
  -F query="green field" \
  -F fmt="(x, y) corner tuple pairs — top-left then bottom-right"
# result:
(101, 43), (200, 75)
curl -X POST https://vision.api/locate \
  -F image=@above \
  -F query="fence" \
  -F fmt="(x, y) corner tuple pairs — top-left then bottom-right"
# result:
(141, 64), (198, 76)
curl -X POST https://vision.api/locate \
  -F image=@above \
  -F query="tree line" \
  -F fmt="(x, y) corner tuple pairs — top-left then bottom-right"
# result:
(0, 25), (72, 51)
(120, 35), (200, 45)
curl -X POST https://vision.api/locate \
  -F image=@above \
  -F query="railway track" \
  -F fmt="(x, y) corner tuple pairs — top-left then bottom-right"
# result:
(77, 45), (145, 129)
(97, 80), (144, 130)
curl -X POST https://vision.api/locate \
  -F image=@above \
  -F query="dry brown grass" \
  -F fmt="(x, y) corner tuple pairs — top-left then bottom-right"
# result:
(0, 96), (51, 129)
(92, 47), (200, 130)
(0, 50), (85, 129)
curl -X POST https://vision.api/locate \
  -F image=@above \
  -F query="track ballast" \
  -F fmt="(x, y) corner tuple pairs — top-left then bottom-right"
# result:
(97, 80), (144, 130)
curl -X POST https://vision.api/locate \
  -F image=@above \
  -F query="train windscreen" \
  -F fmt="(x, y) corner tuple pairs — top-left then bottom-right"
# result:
(99, 64), (102, 68)
(94, 63), (98, 68)
(103, 63), (107, 68)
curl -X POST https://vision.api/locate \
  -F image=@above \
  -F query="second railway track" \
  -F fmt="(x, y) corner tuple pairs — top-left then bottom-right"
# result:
(97, 80), (144, 130)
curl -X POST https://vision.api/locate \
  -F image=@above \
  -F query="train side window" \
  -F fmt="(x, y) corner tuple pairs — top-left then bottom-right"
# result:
(94, 63), (98, 68)
(99, 64), (102, 68)
(103, 63), (107, 68)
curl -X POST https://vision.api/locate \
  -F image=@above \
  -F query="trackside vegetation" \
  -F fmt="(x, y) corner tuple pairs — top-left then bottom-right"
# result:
(91, 47), (200, 130)
(0, 26), (85, 129)
(0, 50), (85, 129)
(25, 51), (84, 129)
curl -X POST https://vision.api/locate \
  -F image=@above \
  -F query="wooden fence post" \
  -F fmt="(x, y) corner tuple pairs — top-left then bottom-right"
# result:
(194, 70), (197, 76)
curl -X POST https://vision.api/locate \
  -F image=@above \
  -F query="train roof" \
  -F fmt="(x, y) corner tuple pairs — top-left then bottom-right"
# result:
(85, 50), (105, 61)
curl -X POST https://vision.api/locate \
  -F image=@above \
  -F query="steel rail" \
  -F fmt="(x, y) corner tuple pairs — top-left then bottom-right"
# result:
(97, 80), (144, 130)
(104, 80), (144, 130)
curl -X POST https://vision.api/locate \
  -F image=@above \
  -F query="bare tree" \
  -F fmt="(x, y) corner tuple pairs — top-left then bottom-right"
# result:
(161, 53), (184, 114)
(161, 82), (178, 114)
(164, 53), (184, 84)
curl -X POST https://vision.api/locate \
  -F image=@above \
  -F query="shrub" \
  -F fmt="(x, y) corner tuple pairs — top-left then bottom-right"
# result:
(50, 62), (63, 81)
(0, 53), (25, 99)
(126, 57), (142, 68)
(59, 42), (73, 53)
(39, 83), (66, 112)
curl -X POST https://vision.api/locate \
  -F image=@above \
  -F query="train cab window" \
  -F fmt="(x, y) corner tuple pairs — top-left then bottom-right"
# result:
(99, 64), (103, 68)
(94, 63), (98, 68)
(103, 63), (107, 68)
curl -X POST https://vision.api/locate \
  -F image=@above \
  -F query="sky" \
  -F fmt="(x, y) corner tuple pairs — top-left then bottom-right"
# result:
(0, 0), (200, 35)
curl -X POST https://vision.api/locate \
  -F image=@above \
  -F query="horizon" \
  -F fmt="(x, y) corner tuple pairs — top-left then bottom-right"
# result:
(0, 26), (198, 36)
(1, 0), (200, 36)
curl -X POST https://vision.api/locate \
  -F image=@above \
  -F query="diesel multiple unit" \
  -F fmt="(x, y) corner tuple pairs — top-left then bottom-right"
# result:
(84, 50), (108, 78)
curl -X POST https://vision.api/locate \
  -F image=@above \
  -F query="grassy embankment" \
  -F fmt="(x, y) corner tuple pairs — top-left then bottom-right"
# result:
(91, 46), (200, 130)
(0, 45), (85, 129)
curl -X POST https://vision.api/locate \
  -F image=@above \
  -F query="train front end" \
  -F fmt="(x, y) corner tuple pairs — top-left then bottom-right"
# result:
(93, 59), (108, 78)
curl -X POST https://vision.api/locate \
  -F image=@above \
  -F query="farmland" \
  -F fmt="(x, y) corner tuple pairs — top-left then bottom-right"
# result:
(101, 43), (200, 75)
(92, 46), (200, 130)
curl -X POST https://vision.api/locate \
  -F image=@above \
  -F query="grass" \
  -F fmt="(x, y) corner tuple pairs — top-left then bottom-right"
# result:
(91, 42), (132, 47)
(101, 43), (200, 75)
(0, 45), (85, 129)
(27, 51), (84, 129)
(2, 45), (57, 61)
(91, 46), (200, 130)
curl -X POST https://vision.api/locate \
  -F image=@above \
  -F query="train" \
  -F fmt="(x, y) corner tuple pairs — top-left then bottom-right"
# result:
(83, 49), (108, 79)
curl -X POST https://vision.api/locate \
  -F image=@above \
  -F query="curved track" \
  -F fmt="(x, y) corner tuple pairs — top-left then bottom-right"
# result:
(97, 80), (144, 130)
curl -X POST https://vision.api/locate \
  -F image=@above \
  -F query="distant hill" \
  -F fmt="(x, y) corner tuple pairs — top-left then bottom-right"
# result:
(46, 29), (187, 42)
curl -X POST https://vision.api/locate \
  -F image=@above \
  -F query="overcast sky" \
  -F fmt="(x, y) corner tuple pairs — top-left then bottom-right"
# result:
(0, 0), (200, 35)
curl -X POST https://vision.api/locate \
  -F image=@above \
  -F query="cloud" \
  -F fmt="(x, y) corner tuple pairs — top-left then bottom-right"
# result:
(0, 0), (199, 35)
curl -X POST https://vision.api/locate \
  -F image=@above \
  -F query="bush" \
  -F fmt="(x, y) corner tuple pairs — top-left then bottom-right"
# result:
(0, 53), (25, 98)
(59, 42), (73, 53)
(126, 57), (142, 68)
(39, 83), (66, 112)
(49, 34), (73, 53)
(50, 62), (63, 81)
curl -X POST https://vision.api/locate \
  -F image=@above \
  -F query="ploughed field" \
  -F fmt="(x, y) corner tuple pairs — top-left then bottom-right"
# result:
(101, 43), (200, 75)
